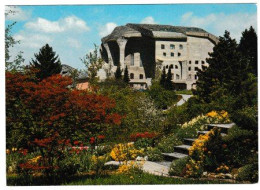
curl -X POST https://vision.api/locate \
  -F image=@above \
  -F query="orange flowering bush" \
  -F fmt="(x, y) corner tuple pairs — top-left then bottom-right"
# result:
(186, 128), (228, 177)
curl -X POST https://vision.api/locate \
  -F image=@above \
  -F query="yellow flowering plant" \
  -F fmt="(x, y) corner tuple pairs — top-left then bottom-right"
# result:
(186, 127), (225, 177)
(110, 143), (144, 162)
(116, 160), (144, 174)
(90, 154), (108, 175)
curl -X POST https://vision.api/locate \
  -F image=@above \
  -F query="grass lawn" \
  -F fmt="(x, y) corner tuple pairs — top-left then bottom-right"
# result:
(7, 172), (236, 186)
(175, 90), (193, 95)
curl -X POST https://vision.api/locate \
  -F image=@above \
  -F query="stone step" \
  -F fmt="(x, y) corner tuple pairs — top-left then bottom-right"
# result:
(183, 138), (196, 146)
(207, 123), (235, 134)
(174, 145), (191, 155)
(197, 130), (227, 137)
(162, 152), (188, 161)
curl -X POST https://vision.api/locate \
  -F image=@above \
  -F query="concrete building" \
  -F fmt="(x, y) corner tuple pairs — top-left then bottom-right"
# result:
(100, 23), (218, 90)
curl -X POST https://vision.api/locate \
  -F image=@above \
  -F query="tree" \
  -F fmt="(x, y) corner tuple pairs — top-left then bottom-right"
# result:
(238, 26), (257, 75)
(123, 66), (130, 83)
(5, 7), (24, 72)
(160, 66), (166, 87)
(81, 44), (104, 83)
(6, 71), (122, 175)
(115, 64), (122, 80)
(30, 44), (62, 80)
(165, 67), (174, 90)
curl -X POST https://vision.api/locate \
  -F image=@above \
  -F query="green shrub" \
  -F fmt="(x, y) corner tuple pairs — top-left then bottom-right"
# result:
(223, 125), (255, 167)
(236, 163), (258, 183)
(134, 138), (154, 149)
(157, 134), (182, 153)
(145, 147), (163, 161)
(169, 157), (189, 176)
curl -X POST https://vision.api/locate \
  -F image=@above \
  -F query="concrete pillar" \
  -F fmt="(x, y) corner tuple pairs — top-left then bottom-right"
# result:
(117, 38), (127, 69)
(181, 61), (188, 80)
(103, 43), (113, 65)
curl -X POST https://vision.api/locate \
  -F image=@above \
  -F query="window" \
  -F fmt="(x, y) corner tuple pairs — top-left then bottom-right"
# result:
(130, 73), (134, 79)
(171, 52), (174, 57)
(161, 44), (165, 49)
(195, 75), (198, 80)
(170, 64), (173, 69)
(188, 67), (191, 71)
(175, 65), (178, 69)
(179, 44), (183, 49)
(189, 61), (192, 64)
(195, 67), (199, 71)
(178, 52), (181, 57)
(170, 44), (175, 49)
(130, 54), (134, 66)
(141, 84), (144, 87)
(176, 74), (180, 80)
(195, 60), (199, 64)
(163, 52), (166, 56)
(130, 84), (134, 87)
(166, 65), (168, 69)
(139, 74), (143, 79)
(140, 58), (143, 67)
(201, 61), (205, 64)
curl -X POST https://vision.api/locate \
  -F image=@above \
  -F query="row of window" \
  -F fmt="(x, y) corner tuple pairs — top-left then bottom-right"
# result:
(189, 60), (205, 64)
(130, 73), (144, 79)
(188, 67), (200, 71)
(161, 44), (183, 50)
(188, 74), (198, 80)
(163, 52), (181, 57)
(166, 64), (178, 69)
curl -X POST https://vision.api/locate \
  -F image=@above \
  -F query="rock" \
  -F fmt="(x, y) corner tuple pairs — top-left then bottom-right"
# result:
(202, 172), (208, 176)
(136, 156), (146, 161)
(224, 173), (233, 179)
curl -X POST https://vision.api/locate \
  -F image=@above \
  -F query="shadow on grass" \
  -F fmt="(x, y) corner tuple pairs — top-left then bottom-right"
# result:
(7, 172), (236, 186)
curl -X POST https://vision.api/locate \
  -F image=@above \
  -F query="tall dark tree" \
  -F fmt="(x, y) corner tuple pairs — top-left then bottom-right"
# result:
(114, 64), (122, 80)
(123, 66), (130, 83)
(238, 26), (257, 75)
(30, 44), (62, 80)
(165, 67), (174, 90)
(160, 66), (166, 87)
(195, 31), (240, 103)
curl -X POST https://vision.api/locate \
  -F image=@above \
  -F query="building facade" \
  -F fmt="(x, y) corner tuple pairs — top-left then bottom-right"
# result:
(100, 23), (218, 90)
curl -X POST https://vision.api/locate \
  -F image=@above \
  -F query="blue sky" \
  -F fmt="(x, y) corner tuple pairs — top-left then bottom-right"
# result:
(5, 4), (257, 69)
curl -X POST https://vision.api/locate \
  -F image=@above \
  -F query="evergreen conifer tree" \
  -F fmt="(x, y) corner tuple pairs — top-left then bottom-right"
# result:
(165, 67), (174, 90)
(160, 66), (166, 87)
(30, 44), (62, 80)
(238, 26), (257, 75)
(123, 66), (130, 83)
(114, 64), (122, 80)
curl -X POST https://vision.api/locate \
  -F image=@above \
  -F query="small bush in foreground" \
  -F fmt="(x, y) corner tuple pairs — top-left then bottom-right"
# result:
(169, 157), (189, 177)
(236, 163), (258, 183)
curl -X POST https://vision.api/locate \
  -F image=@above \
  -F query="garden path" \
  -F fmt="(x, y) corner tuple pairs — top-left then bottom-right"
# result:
(176, 94), (193, 106)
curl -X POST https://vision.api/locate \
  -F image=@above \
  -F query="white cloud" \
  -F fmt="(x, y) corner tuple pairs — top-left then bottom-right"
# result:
(140, 16), (157, 24)
(25, 16), (90, 33)
(99, 22), (117, 37)
(67, 38), (81, 49)
(5, 6), (31, 21)
(180, 12), (257, 40)
(14, 33), (52, 48)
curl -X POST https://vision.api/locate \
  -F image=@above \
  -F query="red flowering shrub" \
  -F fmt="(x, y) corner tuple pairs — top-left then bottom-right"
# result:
(130, 132), (158, 142)
(6, 71), (122, 175)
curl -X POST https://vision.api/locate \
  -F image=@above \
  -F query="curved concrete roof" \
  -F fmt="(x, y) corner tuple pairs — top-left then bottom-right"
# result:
(101, 23), (219, 44)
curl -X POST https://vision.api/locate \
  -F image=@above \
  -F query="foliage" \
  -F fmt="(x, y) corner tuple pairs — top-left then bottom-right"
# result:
(223, 125), (256, 167)
(159, 66), (166, 87)
(123, 66), (130, 83)
(81, 44), (104, 83)
(134, 138), (154, 149)
(236, 163), (258, 183)
(110, 143), (144, 162)
(5, 14), (24, 72)
(97, 82), (163, 141)
(6, 71), (121, 176)
(30, 44), (62, 80)
(169, 157), (189, 176)
(165, 67), (174, 90)
(145, 147), (163, 161)
(238, 26), (257, 75)
(186, 128), (226, 177)
(116, 161), (144, 175)
(115, 64), (122, 80)
(157, 133), (182, 153)
(90, 154), (109, 175)
(147, 81), (178, 109)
